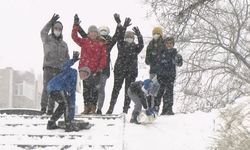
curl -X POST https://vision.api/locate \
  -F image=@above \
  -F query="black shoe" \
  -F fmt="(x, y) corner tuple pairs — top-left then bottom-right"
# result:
(47, 120), (59, 130)
(130, 118), (140, 124)
(41, 108), (46, 115)
(47, 110), (53, 115)
(65, 123), (80, 132)
(161, 109), (174, 115)
(96, 109), (102, 115)
(106, 105), (114, 114)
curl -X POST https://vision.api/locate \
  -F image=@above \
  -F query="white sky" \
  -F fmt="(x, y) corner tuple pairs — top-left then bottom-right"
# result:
(0, 0), (158, 75)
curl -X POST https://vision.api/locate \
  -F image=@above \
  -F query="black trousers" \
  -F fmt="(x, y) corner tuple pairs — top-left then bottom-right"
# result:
(109, 71), (136, 111)
(50, 91), (71, 123)
(82, 73), (101, 106)
(155, 75), (175, 111)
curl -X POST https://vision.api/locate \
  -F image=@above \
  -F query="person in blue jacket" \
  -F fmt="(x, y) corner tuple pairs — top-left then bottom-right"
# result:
(46, 51), (90, 132)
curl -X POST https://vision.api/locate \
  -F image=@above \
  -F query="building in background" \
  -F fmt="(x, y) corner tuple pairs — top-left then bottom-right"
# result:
(0, 67), (42, 109)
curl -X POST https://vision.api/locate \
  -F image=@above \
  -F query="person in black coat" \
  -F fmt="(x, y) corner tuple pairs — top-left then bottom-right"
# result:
(154, 37), (183, 115)
(106, 18), (144, 114)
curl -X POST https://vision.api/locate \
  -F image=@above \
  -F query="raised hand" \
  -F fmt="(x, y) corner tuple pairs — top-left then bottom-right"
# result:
(50, 13), (60, 24)
(123, 17), (132, 28)
(114, 13), (121, 24)
(132, 26), (141, 36)
(74, 14), (81, 26)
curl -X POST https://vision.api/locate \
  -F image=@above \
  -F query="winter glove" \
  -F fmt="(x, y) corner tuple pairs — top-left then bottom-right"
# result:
(114, 13), (121, 24)
(73, 51), (80, 62)
(132, 26), (141, 36)
(123, 17), (132, 28)
(50, 13), (60, 24)
(74, 14), (81, 26)
(176, 53), (183, 67)
(146, 108), (155, 116)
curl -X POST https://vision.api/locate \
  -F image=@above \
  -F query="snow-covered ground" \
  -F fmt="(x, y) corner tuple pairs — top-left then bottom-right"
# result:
(0, 110), (216, 150)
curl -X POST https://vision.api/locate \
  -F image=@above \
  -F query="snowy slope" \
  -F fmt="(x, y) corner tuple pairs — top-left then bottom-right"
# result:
(0, 111), (216, 150)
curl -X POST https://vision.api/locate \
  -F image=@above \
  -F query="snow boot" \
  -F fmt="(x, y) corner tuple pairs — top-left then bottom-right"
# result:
(89, 104), (96, 114)
(65, 123), (80, 132)
(130, 111), (140, 124)
(41, 107), (46, 115)
(161, 107), (174, 115)
(81, 104), (90, 115)
(47, 120), (58, 130)
(96, 109), (102, 115)
(47, 109), (53, 115)
(106, 105), (114, 114)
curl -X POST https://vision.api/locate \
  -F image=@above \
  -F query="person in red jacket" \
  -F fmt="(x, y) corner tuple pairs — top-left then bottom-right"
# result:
(71, 15), (107, 114)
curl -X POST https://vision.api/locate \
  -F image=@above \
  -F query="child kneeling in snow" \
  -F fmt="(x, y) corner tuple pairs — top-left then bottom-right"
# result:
(46, 51), (90, 132)
(128, 77), (160, 124)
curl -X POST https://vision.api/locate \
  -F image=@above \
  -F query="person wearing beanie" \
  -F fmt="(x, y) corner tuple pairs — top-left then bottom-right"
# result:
(145, 26), (165, 79)
(154, 36), (183, 115)
(127, 77), (160, 124)
(72, 14), (107, 115)
(74, 14), (123, 115)
(46, 51), (80, 132)
(106, 17), (144, 114)
(40, 14), (70, 115)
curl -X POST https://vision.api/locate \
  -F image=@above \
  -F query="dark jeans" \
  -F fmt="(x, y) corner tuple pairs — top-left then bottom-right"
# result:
(41, 67), (61, 111)
(49, 91), (72, 123)
(155, 75), (175, 111)
(82, 73), (101, 106)
(109, 71), (136, 111)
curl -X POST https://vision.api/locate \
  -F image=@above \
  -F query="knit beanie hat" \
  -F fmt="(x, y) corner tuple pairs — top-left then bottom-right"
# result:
(88, 25), (98, 33)
(125, 31), (135, 39)
(79, 66), (91, 78)
(143, 79), (153, 91)
(152, 27), (163, 36)
(164, 36), (175, 46)
(98, 26), (110, 36)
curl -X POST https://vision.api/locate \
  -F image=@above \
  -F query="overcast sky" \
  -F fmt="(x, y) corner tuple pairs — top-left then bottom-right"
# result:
(0, 0), (158, 75)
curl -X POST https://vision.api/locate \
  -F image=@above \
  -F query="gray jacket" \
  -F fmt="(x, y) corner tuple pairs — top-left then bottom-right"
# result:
(41, 21), (69, 69)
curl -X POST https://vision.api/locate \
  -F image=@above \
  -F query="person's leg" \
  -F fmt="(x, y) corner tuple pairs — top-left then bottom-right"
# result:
(154, 75), (167, 113)
(161, 77), (175, 115)
(128, 89), (142, 124)
(96, 74), (108, 114)
(106, 72), (125, 114)
(123, 74), (136, 113)
(41, 68), (53, 114)
(47, 91), (65, 129)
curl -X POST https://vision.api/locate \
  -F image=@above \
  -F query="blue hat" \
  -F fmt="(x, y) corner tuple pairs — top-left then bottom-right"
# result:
(143, 79), (152, 90)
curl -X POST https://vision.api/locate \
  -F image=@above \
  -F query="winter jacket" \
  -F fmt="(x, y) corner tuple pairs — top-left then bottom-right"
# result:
(41, 21), (69, 69)
(145, 37), (165, 74)
(129, 80), (160, 109)
(156, 48), (183, 77)
(77, 25), (121, 77)
(114, 28), (144, 77)
(71, 25), (107, 73)
(47, 59), (77, 119)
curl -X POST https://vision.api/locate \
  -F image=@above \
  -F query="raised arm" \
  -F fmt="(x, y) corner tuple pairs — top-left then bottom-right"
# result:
(41, 14), (59, 43)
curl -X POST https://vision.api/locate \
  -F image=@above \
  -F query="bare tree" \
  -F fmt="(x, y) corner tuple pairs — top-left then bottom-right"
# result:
(144, 0), (250, 112)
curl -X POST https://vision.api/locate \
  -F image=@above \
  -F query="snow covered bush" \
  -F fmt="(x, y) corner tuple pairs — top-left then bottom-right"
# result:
(210, 97), (250, 150)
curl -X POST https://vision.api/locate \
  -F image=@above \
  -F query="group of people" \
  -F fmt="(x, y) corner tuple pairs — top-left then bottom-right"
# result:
(40, 13), (183, 131)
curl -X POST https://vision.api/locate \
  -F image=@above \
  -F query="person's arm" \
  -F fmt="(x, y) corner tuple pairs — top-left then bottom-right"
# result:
(41, 14), (59, 43)
(132, 26), (144, 53)
(71, 25), (83, 46)
(78, 25), (88, 38)
(98, 44), (107, 71)
(145, 42), (153, 65)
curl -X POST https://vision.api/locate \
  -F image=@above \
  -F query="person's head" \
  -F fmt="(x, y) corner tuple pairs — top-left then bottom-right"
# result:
(98, 26), (110, 36)
(88, 25), (98, 40)
(52, 21), (63, 38)
(124, 31), (135, 43)
(79, 67), (91, 80)
(164, 37), (175, 49)
(152, 27), (163, 40)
